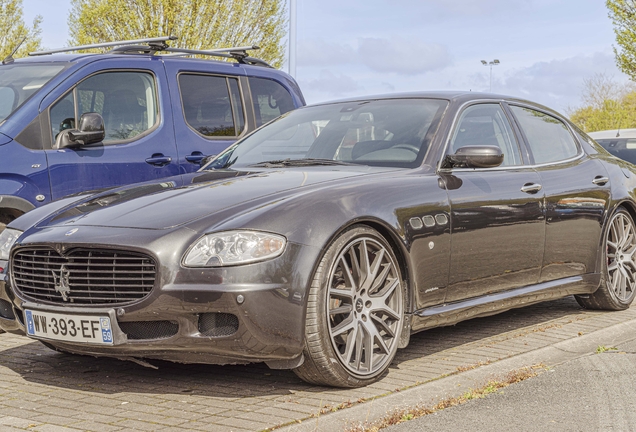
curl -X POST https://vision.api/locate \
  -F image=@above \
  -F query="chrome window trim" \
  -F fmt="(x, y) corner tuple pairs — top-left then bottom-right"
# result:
(505, 101), (584, 167)
(437, 98), (586, 174)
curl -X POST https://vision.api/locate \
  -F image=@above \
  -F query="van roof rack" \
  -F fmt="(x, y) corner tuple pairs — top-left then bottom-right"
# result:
(28, 36), (272, 68)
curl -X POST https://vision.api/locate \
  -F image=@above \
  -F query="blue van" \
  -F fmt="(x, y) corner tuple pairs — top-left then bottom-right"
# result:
(0, 37), (305, 231)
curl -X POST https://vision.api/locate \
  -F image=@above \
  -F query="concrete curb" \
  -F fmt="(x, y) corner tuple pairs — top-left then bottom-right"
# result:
(280, 315), (636, 432)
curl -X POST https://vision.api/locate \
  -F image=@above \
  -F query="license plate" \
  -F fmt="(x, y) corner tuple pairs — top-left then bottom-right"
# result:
(25, 310), (113, 345)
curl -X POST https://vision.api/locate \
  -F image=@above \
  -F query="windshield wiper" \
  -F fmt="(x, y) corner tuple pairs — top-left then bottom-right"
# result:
(249, 158), (355, 168)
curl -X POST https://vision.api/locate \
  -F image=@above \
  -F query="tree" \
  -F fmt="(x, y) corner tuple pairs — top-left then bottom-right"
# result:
(607, 0), (636, 80)
(569, 73), (636, 132)
(0, 0), (42, 60)
(68, 0), (287, 68)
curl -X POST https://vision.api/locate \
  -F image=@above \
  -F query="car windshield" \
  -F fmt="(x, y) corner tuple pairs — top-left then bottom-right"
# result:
(205, 98), (449, 169)
(0, 63), (67, 124)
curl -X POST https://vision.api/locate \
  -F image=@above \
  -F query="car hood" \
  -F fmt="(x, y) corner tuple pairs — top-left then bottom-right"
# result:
(37, 167), (396, 230)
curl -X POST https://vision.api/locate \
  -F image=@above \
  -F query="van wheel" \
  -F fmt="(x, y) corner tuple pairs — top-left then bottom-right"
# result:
(293, 225), (405, 388)
(576, 207), (636, 310)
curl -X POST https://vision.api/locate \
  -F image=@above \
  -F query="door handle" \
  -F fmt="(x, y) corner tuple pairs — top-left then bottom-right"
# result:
(185, 151), (205, 164)
(145, 154), (172, 167)
(520, 183), (542, 194)
(592, 176), (609, 186)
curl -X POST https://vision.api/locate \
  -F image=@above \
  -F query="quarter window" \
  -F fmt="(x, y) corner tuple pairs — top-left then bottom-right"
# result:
(510, 105), (579, 164)
(179, 74), (244, 137)
(248, 77), (295, 127)
(449, 104), (521, 166)
(49, 71), (158, 145)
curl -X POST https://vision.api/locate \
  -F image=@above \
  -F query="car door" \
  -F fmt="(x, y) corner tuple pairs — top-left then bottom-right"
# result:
(43, 59), (179, 200)
(507, 104), (611, 282)
(441, 102), (546, 303)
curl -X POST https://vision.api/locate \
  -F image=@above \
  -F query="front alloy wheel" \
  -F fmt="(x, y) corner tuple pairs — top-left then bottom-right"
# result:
(294, 225), (405, 387)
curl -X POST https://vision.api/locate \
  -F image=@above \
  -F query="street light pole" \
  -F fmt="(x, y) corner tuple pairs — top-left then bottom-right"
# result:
(289, 0), (297, 78)
(480, 59), (500, 92)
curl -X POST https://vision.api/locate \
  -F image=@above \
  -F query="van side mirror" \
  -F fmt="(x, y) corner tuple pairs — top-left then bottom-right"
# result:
(445, 145), (504, 168)
(55, 113), (105, 149)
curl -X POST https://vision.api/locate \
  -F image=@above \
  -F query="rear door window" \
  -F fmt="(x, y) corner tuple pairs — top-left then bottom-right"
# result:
(509, 105), (579, 164)
(248, 77), (295, 127)
(178, 74), (245, 138)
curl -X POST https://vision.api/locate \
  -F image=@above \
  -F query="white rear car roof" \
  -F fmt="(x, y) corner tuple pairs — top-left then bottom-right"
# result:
(588, 129), (636, 140)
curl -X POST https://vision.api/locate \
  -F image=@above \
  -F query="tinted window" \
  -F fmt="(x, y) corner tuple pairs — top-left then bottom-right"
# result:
(50, 71), (158, 145)
(449, 104), (521, 166)
(179, 74), (244, 137)
(596, 138), (636, 164)
(510, 106), (578, 164)
(207, 99), (448, 169)
(248, 77), (295, 126)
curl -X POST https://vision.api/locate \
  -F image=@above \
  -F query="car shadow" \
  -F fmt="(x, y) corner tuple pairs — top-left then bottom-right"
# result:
(0, 296), (592, 398)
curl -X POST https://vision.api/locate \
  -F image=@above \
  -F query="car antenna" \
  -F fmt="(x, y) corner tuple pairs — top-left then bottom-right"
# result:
(2, 37), (27, 65)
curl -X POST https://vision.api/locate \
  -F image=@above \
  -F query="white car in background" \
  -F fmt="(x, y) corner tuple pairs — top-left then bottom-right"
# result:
(589, 129), (636, 164)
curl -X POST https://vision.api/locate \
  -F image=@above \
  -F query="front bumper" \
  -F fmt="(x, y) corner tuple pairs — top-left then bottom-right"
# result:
(0, 228), (319, 368)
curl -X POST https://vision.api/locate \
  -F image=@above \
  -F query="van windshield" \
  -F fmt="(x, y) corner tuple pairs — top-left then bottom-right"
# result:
(0, 64), (66, 123)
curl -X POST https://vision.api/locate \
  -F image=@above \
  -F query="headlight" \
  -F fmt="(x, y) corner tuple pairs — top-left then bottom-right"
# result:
(0, 228), (22, 261)
(183, 230), (286, 267)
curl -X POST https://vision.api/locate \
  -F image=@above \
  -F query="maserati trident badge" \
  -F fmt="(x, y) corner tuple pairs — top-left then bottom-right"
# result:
(52, 265), (71, 301)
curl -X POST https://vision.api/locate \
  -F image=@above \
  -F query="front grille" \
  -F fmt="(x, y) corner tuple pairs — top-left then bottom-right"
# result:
(119, 320), (178, 340)
(11, 248), (156, 305)
(198, 312), (239, 337)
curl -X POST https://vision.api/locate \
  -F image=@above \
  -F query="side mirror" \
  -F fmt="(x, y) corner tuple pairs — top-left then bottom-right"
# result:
(55, 113), (105, 149)
(446, 145), (504, 168)
(199, 154), (217, 168)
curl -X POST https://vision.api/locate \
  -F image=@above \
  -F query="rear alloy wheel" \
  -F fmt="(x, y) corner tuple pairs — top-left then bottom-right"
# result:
(294, 225), (405, 387)
(576, 207), (636, 310)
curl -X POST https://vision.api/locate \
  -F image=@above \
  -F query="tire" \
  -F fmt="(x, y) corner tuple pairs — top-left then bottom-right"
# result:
(293, 225), (405, 387)
(576, 207), (636, 310)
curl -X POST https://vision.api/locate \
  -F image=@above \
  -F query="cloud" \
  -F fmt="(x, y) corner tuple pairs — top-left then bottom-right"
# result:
(301, 70), (363, 97)
(297, 39), (356, 67)
(491, 52), (626, 110)
(298, 37), (452, 76)
(357, 37), (452, 74)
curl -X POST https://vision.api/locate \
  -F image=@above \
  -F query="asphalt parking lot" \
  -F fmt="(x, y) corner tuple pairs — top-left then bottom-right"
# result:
(1, 296), (635, 431)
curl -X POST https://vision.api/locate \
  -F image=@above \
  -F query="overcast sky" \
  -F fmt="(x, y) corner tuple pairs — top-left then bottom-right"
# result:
(23, 0), (625, 113)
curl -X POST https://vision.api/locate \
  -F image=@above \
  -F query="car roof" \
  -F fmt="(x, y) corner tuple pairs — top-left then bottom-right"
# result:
(588, 129), (636, 140)
(306, 91), (561, 114)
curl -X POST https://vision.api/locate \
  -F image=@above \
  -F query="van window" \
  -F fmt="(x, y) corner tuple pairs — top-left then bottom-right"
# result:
(0, 64), (66, 123)
(49, 71), (159, 144)
(248, 77), (295, 127)
(178, 74), (245, 137)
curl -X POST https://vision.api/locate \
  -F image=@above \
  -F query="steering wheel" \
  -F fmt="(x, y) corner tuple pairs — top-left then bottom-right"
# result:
(391, 144), (420, 154)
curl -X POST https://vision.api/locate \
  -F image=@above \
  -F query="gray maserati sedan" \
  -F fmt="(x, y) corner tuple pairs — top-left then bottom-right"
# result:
(1, 92), (635, 387)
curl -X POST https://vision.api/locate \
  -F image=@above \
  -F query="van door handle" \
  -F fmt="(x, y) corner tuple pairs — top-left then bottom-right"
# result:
(185, 151), (205, 164)
(592, 176), (609, 186)
(145, 154), (172, 167)
(520, 183), (542, 194)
